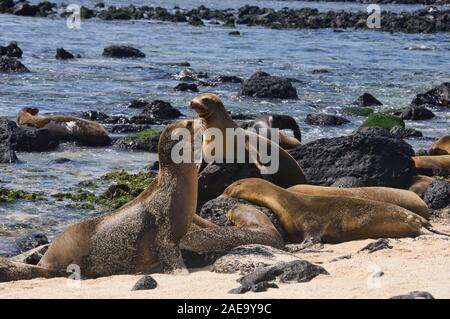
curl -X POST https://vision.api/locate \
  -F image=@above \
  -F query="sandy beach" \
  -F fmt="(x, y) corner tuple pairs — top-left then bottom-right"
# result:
(1, 218), (449, 299)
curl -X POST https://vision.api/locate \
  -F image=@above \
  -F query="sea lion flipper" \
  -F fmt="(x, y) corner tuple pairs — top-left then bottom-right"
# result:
(0, 258), (64, 282)
(156, 242), (187, 274)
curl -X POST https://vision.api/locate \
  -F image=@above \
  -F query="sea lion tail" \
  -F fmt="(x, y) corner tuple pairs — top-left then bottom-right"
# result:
(423, 225), (450, 237)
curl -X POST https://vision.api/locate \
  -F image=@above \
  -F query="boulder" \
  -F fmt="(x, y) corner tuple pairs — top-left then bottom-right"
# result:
(140, 100), (183, 120)
(174, 82), (199, 92)
(305, 113), (350, 126)
(0, 118), (59, 152)
(398, 105), (435, 120)
(288, 132), (416, 188)
(13, 3), (38, 16)
(352, 93), (383, 106)
(423, 180), (450, 210)
(55, 48), (80, 59)
(14, 233), (49, 255)
(412, 82), (450, 108)
(197, 162), (263, 210)
(0, 41), (23, 58)
(102, 45), (145, 58)
(213, 75), (243, 83)
(360, 113), (405, 130)
(389, 127), (423, 139)
(132, 275), (157, 291)
(114, 129), (161, 152)
(0, 142), (17, 163)
(0, 56), (30, 73)
(240, 71), (298, 99)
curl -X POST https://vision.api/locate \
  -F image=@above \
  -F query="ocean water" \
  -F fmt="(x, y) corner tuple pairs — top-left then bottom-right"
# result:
(0, 1), (449, 255)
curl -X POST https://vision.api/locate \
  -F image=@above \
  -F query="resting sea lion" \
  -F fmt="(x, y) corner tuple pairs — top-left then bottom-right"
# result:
(182, 211), (285, 255)
(242, 114), (302, 149)
(17, 108), (111, 146)
(288, 184), (429, 219)
(429, 135), (450, 155)
(189, 93), (306, 187)
(412, 155), (450, 176)
(0, 120), (197, 282)
(408, 175), (435, 197)
(227, 204), (283, 241)
(222, 178), (449, 244)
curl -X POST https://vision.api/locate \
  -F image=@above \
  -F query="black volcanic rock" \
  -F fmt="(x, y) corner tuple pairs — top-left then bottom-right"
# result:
(102, 45), (145, 58)
(305, 113), (350, 126)
(352, 93), (383, 107)
(240, 71), (298, 99)
(289, 132), (416, 188)
(0, 56), (30, 73)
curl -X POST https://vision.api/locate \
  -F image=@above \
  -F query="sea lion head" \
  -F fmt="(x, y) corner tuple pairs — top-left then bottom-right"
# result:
(189, 93), (226, 119)
(158, 119), (196, 167)
(222, 178), (268, 199)
(17, 108), (40, 125)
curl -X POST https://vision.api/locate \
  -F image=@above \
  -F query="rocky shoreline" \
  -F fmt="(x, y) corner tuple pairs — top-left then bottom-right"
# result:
(285, 0), (450, 4)
(0, 1), (449, 33)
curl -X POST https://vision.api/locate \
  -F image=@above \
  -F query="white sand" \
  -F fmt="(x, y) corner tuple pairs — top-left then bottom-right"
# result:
(1, 220), (449, 299)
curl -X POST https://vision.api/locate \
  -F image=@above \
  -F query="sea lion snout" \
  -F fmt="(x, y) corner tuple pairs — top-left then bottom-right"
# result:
(17, 107), (40, 125)
(189, 93), (225, 118)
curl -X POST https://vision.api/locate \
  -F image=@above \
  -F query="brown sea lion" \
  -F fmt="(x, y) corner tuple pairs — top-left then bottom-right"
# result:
(227, 204), (283, 241)
(288, 184), (429, 219)
(429, 135), (450, 155)
(408, 175), (435, 197)
(242, 114), (302, 149)
(189, 93), (306, 188)
(222, 178), (449, 244)
(182, 206), (285, 255)
(413, 155), (450, 176)
(0, 120), (198, 282)
(17, 108), (111, 146)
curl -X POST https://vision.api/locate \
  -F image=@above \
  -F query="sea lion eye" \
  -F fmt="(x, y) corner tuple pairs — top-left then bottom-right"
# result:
(202, 98), (209, 104)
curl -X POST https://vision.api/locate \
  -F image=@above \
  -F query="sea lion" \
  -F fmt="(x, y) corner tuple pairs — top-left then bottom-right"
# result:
(242, 114), (302, 149)
(408, 175), (435, 197)
(0, 120), (198, 282)
(222, 178), (448, 244)
(227, 204), (283, 241)
(412, 155), (450, 176)
(17, 108), (111, 146)
(189, 93), (306, 187)
(183, 206), (285, 255)
(429, 135), (450, 155)
(288, 184), (429, 219)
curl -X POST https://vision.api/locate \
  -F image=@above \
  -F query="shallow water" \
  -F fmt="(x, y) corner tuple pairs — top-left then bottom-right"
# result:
(0, 1), (449, 255)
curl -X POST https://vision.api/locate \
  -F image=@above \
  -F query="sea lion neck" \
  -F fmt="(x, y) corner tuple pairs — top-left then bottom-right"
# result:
(202, 107), (237, 131)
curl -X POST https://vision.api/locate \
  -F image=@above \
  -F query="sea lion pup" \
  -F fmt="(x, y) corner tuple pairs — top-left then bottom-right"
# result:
(227, 204), (283, 241)
(0, 120), (198, 282)
(243, 115), (302, 149)
(412, 155), (450, 176)
(222, 178), (449, 244)
(408, 175), (435, 197)
(429, 135), (450, 155)
(17, 108), (111, 146)
(288, 184), (429, 219)
(182, 209), (284, 254)
(189, 93), (306, 187)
